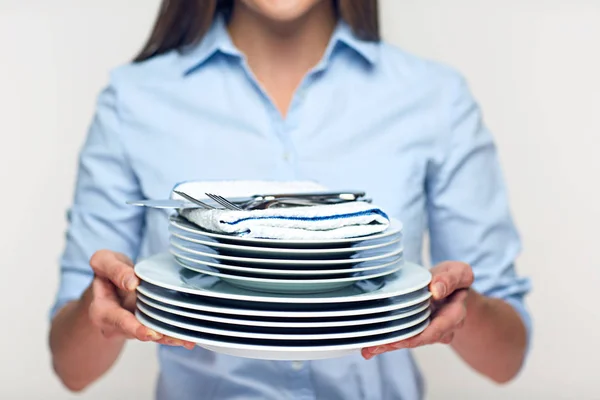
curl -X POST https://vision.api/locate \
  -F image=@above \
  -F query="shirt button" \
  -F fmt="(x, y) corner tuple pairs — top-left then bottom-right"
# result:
(291, 361), (304, 371)
(283, 152), (291, 162)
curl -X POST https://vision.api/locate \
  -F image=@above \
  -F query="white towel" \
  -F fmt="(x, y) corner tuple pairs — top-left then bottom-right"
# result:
(171, 180), (391, 239)
(179, 202), (391, 240)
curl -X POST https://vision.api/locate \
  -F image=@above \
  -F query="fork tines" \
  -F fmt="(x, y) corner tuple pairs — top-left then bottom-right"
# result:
(205, 193), (244, 211)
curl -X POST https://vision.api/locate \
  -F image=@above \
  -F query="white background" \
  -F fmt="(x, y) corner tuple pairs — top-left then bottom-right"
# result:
(1, 0), (599, 399)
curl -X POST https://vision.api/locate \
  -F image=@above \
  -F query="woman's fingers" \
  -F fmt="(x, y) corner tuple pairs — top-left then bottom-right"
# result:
(360, 261), (474, 360)
(90, 250), (139, 292)
(394, 290), (467, 348)
(362, 289), (469, 358)
(439, 331), (455, 344)
(88, 251), (196, 349)
(155, 336), (196, 349)
(105, 307), (161, 341)
(90, 277), (195, 349)
(429, 261), (474, 301)
(90, 278), (161, 340)
(99, 305), (195, 348)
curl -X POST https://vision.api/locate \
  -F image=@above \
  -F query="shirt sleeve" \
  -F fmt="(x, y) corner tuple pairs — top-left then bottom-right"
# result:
(50, 78), (145, 319)
(425, 74), (532, 346)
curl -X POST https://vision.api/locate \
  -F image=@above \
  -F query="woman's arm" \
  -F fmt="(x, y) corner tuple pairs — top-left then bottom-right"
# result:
(49, 80), (192, 391)
(50, 286), (127, 392)
(452, 289), (527, 383)
(50, 250), (190, 391)
(364, 72), (531, 382)
(363, 262), (527, 383)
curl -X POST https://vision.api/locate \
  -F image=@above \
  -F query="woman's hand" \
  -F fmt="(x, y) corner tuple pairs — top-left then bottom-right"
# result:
(88, 249), (195, 349)
(361, 261), (474, 359)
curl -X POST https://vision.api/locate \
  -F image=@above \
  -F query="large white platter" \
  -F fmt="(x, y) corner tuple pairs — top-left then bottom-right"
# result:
(137, 302), (430, 340)
(136, 283), (432, 318)
(137, 311), (429, 360)
(137, 293), (431, 328)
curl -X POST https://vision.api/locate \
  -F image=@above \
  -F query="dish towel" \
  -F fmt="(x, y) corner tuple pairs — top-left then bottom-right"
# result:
(179, 201), (391, 240)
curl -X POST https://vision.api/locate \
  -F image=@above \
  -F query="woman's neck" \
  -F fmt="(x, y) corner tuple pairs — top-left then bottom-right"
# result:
(227, 1), (336, 117)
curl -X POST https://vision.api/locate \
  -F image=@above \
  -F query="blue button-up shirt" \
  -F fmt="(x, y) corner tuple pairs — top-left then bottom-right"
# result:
(52, 15), (532, 400)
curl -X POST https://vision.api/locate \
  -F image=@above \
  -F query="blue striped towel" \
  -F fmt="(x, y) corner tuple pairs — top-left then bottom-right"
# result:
(179, 201), (391, 240)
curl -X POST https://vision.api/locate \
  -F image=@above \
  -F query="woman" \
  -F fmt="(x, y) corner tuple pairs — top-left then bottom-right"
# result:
(49, 1), (532, 399)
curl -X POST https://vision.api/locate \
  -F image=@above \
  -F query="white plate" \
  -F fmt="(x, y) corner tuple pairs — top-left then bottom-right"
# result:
(169, 238), (404, 266)
(169, 225), (403, 256)
(137, 302), (431, 340)
(136, 311), (429, 360)
(137, 293), (430, 328)
(136, 284), (432, 318)
(173, 256), (402, 294)
(170, 216), (403, 248)
(135, 253), (432, 304)
(170, 248), (403, 277)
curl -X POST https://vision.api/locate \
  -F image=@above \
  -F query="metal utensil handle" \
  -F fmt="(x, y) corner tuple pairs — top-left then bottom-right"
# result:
(256, 191), (366, 201)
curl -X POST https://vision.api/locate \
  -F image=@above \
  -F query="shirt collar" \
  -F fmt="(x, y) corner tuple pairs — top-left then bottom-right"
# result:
(180, 15), (241, 76)
(327, 20), (379, 66)
(180, 15), (379, 76)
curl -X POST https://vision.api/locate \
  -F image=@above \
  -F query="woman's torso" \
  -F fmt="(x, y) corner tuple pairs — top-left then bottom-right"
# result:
(114, 18), (459, 400)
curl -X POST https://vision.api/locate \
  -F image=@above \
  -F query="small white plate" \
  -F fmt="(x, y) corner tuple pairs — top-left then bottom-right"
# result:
(136, 311), (429, 360)
(169, 224), (403, 256)
(137, 302), (430, 340)
(173, 256), (402, 294)
(170, 248), (402, 277)
(136, 284), (432, 318)
(169, 238), (404, 267)
(137, 293), (430, 328)
(135, 253), (432, 304)
(170, 216), (403, 248)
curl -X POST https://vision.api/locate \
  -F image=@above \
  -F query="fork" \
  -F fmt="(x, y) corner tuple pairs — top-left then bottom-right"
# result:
(204, 193), (244, 211)
(173, 190), (217, 210)
(205, 193), (317, 210)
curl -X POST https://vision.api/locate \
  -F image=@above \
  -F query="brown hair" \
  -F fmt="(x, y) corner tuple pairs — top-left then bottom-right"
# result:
(134, 0), (379, 62)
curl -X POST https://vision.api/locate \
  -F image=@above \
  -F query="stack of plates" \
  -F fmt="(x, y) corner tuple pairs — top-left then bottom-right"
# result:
(134, 215), (432, 360)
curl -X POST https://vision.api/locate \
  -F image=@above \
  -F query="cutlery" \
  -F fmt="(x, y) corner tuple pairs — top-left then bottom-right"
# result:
(205, 193), (244, 211)
(250, 190), (365, 202)
(205, 193), (332, 211)
(172, 191), (217, 210)
(126, 190), (367, 209)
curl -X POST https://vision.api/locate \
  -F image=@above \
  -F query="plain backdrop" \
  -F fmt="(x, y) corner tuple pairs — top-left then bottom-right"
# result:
(1, 0), (599, 399)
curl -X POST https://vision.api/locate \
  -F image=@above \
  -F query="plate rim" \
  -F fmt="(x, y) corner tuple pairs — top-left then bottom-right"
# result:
(137, 293), (431, 328)
(137, 303), (431, 340)
(169, 216), (403, 245)
(173, 256), (403, 284)
(135, 253), (432, 304)
(136, 284), (432, 318)
(136, 310), (429, 352)
(169, 248), (403, 276)
(169, 238), (404, 265)
(169, 226), (403, 254)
